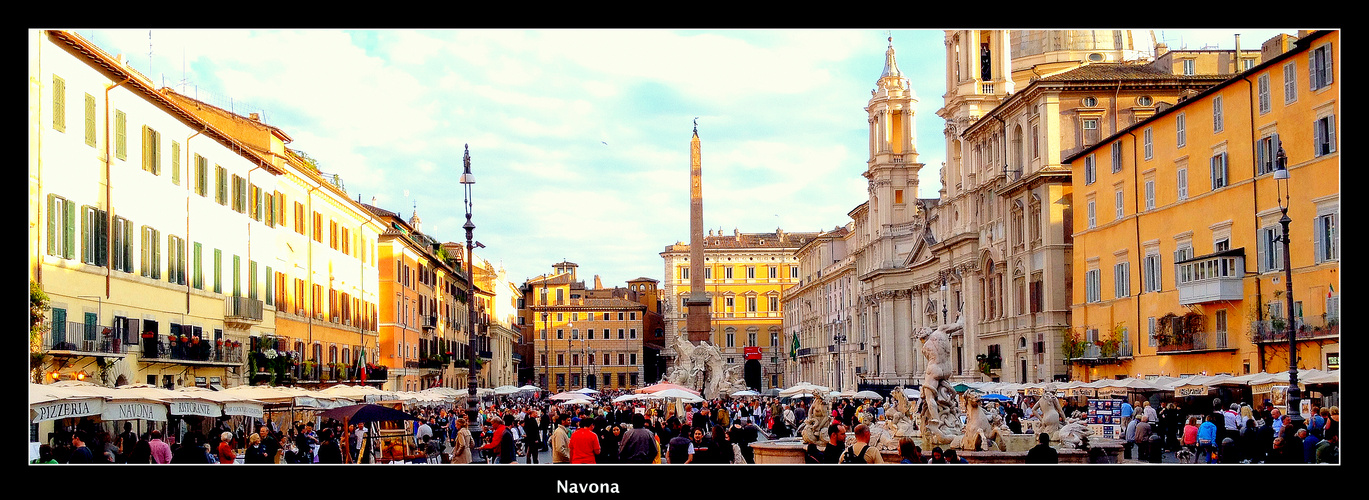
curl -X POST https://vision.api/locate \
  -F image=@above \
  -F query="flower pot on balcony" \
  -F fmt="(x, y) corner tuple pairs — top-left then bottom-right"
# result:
(141, 332), (155, 339)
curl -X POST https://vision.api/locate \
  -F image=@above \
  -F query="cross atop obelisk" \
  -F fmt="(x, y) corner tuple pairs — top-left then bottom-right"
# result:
(685, 119), (712, 343)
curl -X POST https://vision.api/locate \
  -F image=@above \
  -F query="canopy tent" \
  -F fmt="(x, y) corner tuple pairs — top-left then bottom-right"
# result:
(30, 382), (110, 423)
(612, 393), (649, 403)
(175, 386), (266, 418)
(517, 385), (541, 393)
(493, 385), (522, 395)
(574, 387), (599, 395)
(318, 403), (417, 423)
(635, 382), (701, 396)
(852, 390), (883, 400)
(729, 389), (761, 397)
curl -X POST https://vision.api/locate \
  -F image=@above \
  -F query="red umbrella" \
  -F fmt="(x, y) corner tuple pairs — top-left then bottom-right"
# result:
(635, 383), (701, 396)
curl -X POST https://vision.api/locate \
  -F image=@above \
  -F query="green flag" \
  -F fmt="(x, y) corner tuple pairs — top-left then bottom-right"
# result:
(790, 332), (799, 361)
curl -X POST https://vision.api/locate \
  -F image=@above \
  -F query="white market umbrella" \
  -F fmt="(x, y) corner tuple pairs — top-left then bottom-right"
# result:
(730, 389), (761, 397)
(549, 391), (592, 401)
(574, 387), (599, 395)
(517, 385), (541, 393)
(644, 388), (704, 403)
(852, 390), (883, 400)
(612, 393), (647, 403)
(779, 382), (830, 398)
(494, 385), (522, 395)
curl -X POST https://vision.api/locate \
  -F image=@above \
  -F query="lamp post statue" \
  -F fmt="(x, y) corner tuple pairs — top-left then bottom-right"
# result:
(460, 144), (480, 427)
(1273, 145), (1303, 430)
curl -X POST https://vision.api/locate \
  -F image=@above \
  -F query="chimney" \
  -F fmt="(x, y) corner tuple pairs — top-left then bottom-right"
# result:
(594, 275), (603, 289)
(1155, 42), (1169, 58)
(249, 112), (260, 122)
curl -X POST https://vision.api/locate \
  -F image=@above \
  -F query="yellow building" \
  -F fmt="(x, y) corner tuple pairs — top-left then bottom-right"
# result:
(523, 262), (648, 392)
(1066, 30), (1339, 381)
(663, 229), (817, 390)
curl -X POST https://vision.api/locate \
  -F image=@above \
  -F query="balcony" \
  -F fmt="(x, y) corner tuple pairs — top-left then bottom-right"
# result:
(140, 336), (245, 365)
(225, 296), (264, 325)
(422, 315), (437, 331)
(45, 323), (125, 357)
(1069, 341), (1132, 366)
(1176, 250), (1245, 305)
(1157, 329), (1235, 354)
(1252, 315), (1340, 344)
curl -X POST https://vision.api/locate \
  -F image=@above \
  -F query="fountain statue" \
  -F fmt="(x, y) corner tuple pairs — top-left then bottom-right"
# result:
(914, 319), (965, 448)
(959, 392), (1007, 452)
(798, 392), (833, 451)
(1032, 390), (1065, 438)
(882, 386), (918, 438)
(664, 336), (746, 400)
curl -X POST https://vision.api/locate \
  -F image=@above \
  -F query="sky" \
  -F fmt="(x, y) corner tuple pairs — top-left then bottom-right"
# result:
(69, 28), (1299, 289)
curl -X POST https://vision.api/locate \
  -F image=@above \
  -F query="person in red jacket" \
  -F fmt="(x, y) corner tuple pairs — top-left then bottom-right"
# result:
(569, 417), (601, 464)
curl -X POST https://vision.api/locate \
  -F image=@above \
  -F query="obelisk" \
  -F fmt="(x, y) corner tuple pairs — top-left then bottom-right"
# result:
(685, 119), (712, 343)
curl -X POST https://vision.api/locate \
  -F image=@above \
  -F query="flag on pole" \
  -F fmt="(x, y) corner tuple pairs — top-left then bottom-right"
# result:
(790, 332), (799, 361)
(356, 346), (367, 382)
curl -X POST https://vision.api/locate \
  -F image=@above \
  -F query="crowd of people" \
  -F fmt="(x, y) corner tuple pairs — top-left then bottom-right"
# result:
(32, 388), (1340, 465)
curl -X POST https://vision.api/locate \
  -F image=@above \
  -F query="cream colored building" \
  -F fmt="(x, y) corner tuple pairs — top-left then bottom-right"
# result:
(31, 30), (284, 391)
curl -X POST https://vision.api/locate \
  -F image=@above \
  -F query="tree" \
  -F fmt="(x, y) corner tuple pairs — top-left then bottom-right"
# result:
(30, 280), (50, 383)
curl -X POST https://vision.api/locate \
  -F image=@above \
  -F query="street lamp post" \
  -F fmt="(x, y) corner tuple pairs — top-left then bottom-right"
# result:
(566, 322), (574, 392)
(832, 313), (846, 393)
(460, 145), (479, 427)
(1273, 146), (1303, 430)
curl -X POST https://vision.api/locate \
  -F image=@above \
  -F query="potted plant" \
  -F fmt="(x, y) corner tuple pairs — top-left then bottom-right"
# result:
(141, 330), (156, 339)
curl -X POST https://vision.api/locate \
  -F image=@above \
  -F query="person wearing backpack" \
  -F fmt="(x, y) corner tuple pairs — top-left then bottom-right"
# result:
(840, 424), (884, 463)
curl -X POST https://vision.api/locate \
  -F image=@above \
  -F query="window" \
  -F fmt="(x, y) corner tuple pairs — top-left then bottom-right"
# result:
(312, 212), (323, 242)
(1257, 133), (1281, 175)
(215, 166), (228, 205)
(233, 255), (241, 297)
(1114, 261), (1130, 298)
(1144, 178), (1155, 210)
(1115, 188), (1124, 219)
(726, 329), (735, 347)
(114, 110), (126, 160)
(790, 267), (799, 279)
(1313, 115), (1337, 157)
(725, 266), (734, 279)
(1143, 253), (1162, 292)
(618, 328), (625, 339)
(1212, 96), (1223, 133)
(139, 225), (159, 278)
(1138, 96), (1153, 106)
(1176, 113), (1186, 148)
(769, 266), (778, 279)
(746, 266), (756, 279)
(142, 126), (161, 175)
(1085, 269), (1100, 303)
(1258, 74), (1271, 114)
(52, 75), (66, 132)
(1148, 317), (1157, 346)
(265, 265), (273, 304)
(1283, 61), (1298, 103)
(111, 216), (132, 273)
(46, 195), (76, 260)
(1086, 199), (1096, 229)
(1111, 143), (1122, 173)
(1315, 212), (1339, 263)
(1182, 59), (1195, 76)
(1210, 153), (1228, 190)
(1177, 167), (1188, 201)
(213, 249), (222, 294)
(167, 235), (186, 285)
(193, 243), (203, 289)
(194, 156), (208, 197)
(587, 329), (594, 340)
(630, 353), (637, 365)
(250, 185), (263, 221)
(725, 297), (734, 311)
(232, 175), (248, 213)
(894, 189), (904, 204)
(1082, 119), (1099, 145)
(748, 330), (758, 346)
(557, 354), (564, 366)
(1083, 96), (1098, 107)
(629, 329), (637, 339)
(1084, 154), (1095, 185)
(248, 260), (258, 299)
(1143, 128), (1153, 160)
(1258, 225), (1284, 272)
(769, 296), (779, 311)
(84, 94), (96, 146)
(1309, 43), (1334, 91)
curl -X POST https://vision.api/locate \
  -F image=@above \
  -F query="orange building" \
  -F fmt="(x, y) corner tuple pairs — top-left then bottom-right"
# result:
(1066, 30), (1338, 381)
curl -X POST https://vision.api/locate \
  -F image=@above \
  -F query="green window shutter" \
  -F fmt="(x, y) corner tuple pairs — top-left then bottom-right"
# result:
(233, 255), (241, 297)
(150, 229), (160, 279)
(84, 94), (96, 146)
(80, 207), (90, 264)
(213, 249), (222, 294)
(64, 199), (75, 260)
(52, 76), (65, 132)
(193, 242), (203, 289)
(114, 110), (126, 160)
(52, 308), (66, 343)
(46, 195), (56, 256)
(171, 141), (180, 185)
(265, 266), (274, 304)
(98, 210), (108, 267)
(249, 260), (258, 299)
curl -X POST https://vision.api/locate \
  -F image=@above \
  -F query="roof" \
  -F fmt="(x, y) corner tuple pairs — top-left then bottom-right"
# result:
(1065, 29), (1334, 163)
(1037, 62), (1233, 82)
